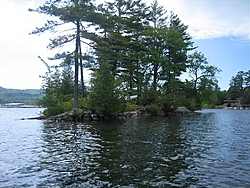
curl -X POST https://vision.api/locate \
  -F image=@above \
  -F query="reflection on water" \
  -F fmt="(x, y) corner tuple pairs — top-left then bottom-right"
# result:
(37, 123), (103, 187)
(0, 109), (250, 187)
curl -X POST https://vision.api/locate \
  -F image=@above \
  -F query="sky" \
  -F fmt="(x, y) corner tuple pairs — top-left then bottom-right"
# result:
(0, 0), (249, 90)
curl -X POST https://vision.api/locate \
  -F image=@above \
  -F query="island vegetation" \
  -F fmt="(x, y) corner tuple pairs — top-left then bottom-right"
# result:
(227, 70), (250, 106)
(24, 0), (249, 118)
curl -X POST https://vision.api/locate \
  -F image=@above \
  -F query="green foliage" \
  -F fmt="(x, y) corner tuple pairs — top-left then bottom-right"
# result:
(41, 93), (74, 117)
(0, 86), (41, 104)
(214, 89), (227, 105)
(30, 0), (96, 108)
(78, 97), (90, 109)
(147, 103), (163, 116)
(88, 62), (125, 117)
(226, 70), (250, 106)
(242, 88), (250, 104)
(160, 94), (177, 113)
(201, 101), (216, 109)
(183, 51), (222, 110)
(140, 88), (162, 106)
(39, 57), (75, 117)
(32, 0), (226, 115)
(125, 103), (141, 111)
(177, 96), (198, 112)
(43, 106), (63, 117)
(228, 70), (248, 100)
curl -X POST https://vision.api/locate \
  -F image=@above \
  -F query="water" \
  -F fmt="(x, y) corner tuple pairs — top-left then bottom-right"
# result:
(0, 108), (250, 187)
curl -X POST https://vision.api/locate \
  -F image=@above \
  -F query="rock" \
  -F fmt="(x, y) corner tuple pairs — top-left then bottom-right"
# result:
(40, 105), (196, 123)
(123, 111), (138, 117)
(90, 113), (99, 120)
(175, 106), (191, 115)
(73, 108), (84, 116)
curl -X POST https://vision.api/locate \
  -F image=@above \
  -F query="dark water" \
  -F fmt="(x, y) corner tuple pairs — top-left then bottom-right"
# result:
(0, 108), (250, 187)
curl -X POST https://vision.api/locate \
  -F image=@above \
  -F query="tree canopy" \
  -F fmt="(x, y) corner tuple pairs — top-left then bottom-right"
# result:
(30, 0), (224, 117)
(228, 70), (250, 104)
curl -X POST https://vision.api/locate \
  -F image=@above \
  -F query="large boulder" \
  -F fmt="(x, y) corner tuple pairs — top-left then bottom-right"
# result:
(175, 106), (191, 115)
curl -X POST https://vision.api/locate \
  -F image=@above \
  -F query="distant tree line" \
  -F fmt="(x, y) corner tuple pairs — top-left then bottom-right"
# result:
(30, 0), (224, 117)
(0, 86), (41, 104)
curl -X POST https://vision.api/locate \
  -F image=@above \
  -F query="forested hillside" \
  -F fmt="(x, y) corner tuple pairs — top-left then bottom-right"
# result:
(0, 86), (41, 103)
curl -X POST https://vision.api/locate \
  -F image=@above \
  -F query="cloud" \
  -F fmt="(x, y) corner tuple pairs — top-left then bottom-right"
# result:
(96, 0), (249, 40)
(0, 0), (249, 89)
(145, 0), (250, 40)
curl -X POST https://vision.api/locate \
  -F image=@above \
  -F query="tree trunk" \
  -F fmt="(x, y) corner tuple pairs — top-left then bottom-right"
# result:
(74, 20), (80, 108)
(79, 40), (84, 98)
(153, 63), (158, 91)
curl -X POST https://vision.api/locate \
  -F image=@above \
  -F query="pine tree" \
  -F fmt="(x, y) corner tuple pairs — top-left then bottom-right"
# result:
(88, 62), (124, 117)
(91, 0), (148, 102)
(29, 0), (95, 108)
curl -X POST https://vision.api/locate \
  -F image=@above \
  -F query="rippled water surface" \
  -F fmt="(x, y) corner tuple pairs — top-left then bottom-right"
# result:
(0, 108), (250, 187)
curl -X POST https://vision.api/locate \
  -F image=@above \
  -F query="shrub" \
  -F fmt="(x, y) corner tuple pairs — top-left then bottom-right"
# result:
(88, 62), (125, 117)
(147, 103), (162, 116)
(125, 103), (141, 111)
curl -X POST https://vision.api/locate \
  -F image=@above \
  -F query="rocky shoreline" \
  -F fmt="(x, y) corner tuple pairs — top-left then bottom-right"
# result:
(25, 106), (196, 122)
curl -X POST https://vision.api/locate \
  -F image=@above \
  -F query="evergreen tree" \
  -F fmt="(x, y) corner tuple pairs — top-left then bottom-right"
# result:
(242, 88), (250, 104)
(228, 71), (245, 99)
(142, 10), (194, 109)
(39, 55), (75, 116)
(88, 62), (124, 117)
(91, 0), (148, 102)
(30, 0), (96, 108)
(244, 70), (250, 88)
(32, 0), (224, 115)
(161, 12), (194, 91)
(59, 56), (74, 96)
(146, 0), (168, 92)
(40, 65), (64, 116)
(228, 70), (250, 104)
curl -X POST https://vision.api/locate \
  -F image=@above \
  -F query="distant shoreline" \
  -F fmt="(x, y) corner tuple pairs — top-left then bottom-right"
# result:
(0, 103), (41, 108)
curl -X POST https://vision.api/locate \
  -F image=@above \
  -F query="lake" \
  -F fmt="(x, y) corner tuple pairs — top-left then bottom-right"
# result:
(0, 108), (250, 187)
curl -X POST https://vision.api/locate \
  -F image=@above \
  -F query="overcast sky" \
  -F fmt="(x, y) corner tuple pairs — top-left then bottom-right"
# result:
(0, 0), (249, 90)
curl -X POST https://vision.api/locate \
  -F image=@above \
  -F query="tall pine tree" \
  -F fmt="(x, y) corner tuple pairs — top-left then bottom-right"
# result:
(30, 0), (95, 107)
